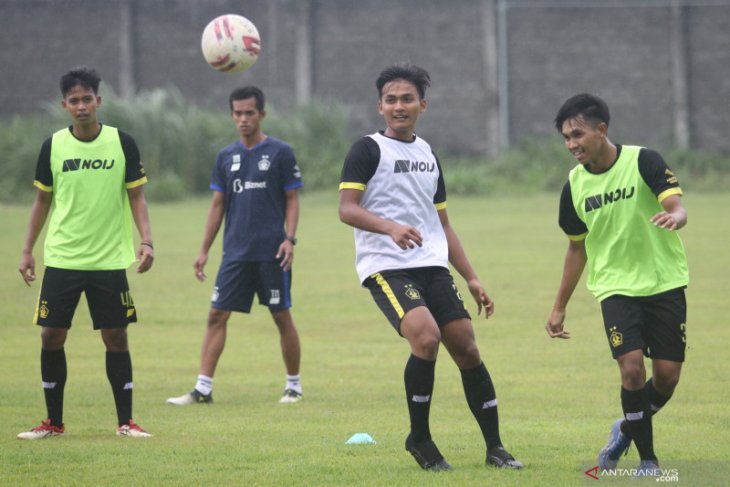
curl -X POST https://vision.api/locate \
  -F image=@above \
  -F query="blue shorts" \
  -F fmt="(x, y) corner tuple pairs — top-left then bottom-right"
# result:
(211, 260), (292, 313)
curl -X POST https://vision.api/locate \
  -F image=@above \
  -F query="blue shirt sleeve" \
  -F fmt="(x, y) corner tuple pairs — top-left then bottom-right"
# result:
(280, 145), (303, 191)
(210, 150), (226, 192)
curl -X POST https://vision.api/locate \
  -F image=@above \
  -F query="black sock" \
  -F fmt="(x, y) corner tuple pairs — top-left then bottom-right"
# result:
(620, 378), (673, 436)
(621, 387), (656, 461)
(106, 351), (133, 426)
(460, 362), (502, 450)
(41, 348), (67, 428)
(645, 378), (672, 414)
(404, 354), (435, 443)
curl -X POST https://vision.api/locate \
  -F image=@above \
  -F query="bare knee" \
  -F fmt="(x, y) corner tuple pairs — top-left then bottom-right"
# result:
(400, 307), (441, 360)
(451, 340), (481, 369)
(618, 356), (646, 390)
(101, 328), (128, 352)
(41, 327), (67, 350)
(441, 319), (481, 368)
(654, 375), (679, 396)
(207, 309), (230, 329)
(653, 363), (682, 395)
(410, 332), (440, 360)
(271, 310), (296, 333)
(621, 369), (645, 390)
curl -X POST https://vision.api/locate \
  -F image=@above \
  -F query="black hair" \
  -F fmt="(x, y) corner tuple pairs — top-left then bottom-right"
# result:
(554, 93), (610, 132)
(229, 86), (265, 111)
(60, 66), (101, 97)
(376, 63), (431, 100)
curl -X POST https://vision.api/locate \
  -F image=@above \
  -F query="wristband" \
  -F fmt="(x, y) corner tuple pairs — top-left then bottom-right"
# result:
(285, 235), (297, 245)
(141, 242), (154, 250)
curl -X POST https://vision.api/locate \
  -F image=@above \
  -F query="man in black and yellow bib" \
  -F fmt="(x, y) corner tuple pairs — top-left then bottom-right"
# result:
(545, 94), (689, 476)
(340, 64), (522, 472)
(17, 66), (155, 439)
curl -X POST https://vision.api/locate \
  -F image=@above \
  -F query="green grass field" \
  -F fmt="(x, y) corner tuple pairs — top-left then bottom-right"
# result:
(1, 192), (728, 486)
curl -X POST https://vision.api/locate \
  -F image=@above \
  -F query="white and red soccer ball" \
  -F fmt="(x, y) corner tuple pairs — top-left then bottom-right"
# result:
(201, 14), (261, 74)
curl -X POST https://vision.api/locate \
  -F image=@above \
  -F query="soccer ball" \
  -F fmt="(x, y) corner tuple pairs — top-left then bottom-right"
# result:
(201, 14), (261, 74)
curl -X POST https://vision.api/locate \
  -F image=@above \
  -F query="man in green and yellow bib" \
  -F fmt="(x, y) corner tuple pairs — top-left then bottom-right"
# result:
(17, 66), (154, 439)
(545, 94), (688, 477)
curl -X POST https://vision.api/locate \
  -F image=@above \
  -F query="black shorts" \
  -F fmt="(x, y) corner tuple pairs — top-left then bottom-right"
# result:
(212, 260), (292, 313)
(35, 266), (137, 330)
(363, 266), (470, 334)
(600, 288), (687, 361)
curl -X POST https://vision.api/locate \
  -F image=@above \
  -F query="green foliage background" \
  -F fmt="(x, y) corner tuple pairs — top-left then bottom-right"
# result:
(2, 87), (728, 203)
(0, 88), (352, 203)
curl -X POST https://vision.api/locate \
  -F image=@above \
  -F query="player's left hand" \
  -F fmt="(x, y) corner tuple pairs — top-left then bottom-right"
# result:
(467, 279), (494, 319)
(136, 243), (154, 273)
(650, 210), (680, 230)
(276, 240), (294, 271)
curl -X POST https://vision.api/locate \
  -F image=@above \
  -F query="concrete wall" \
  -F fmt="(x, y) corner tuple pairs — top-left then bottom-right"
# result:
(1, 0), (728, 154)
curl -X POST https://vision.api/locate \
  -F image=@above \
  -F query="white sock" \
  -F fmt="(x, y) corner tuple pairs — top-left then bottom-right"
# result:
(195, 375), (213, 396)
(286, 374), (302, 394)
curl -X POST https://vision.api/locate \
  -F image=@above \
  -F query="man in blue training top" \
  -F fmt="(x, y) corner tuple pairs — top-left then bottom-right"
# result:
(167, 86), (304, 405)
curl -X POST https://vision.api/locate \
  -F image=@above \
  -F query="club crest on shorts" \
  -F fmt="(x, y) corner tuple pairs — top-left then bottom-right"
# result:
(211, 286), (220, 302)
(609, 326), (623, 347)
(404, 284), (420, 301)
(39, 300), (49, 319)
(270, 289), (281, 305)
(258, 155), (270, 171)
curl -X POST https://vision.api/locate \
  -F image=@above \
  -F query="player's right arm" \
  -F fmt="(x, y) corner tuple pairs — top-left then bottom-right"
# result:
(338, 137), (422, 249)
(194, 190), (225, 282)
(339, 189), (423, 249)
(546, 181), (588, 339)
(546, 239), (586, 339)
(19, 189), (53, 286)
(20, 138), (54, 286)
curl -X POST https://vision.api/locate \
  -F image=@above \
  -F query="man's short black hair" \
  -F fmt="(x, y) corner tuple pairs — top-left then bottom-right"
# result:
(376, 64), (431, 100)
(229, 86), (265, 112)
(554, 93), (610, 132)
(60, 66), (102, 97)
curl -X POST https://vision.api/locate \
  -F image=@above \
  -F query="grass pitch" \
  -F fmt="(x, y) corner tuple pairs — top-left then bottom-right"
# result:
(1, 192), (728, 486)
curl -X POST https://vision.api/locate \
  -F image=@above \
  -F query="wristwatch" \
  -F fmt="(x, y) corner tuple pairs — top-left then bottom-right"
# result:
(285, 235), (297, 245)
